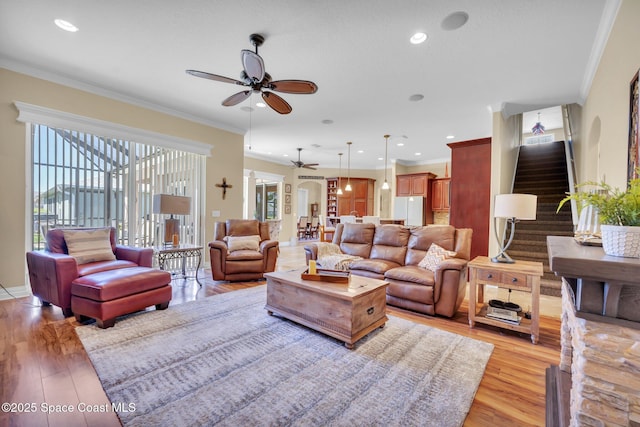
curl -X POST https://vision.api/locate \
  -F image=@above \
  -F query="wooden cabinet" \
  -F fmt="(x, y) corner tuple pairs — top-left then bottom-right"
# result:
(396, 172), (436, 224)
(448, 138), (491, 260)
(396, 173), (433, 197)
(326, 177), (375, 218)
(431, 178), (450, 212)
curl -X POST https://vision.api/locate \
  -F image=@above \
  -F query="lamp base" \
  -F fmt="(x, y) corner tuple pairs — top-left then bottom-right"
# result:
(164, 218), (180, 245)
(491, 252), (515, 264)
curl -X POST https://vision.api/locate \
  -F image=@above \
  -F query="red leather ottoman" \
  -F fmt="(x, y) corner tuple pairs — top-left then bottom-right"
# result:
(71, 266), (172, 328)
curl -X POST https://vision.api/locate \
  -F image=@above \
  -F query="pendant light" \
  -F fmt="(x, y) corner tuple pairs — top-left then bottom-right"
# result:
(337, 153), (344, 195)
(382, 134), (390, 190)
(345, 142), (353, 192)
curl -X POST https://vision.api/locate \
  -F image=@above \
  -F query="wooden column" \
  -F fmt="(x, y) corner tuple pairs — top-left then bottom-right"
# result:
(448, 138), (491, 260)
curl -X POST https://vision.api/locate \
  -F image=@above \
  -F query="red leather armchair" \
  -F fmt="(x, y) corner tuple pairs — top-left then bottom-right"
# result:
(26, 227), (153, 316)
(209, 219), (279, 281)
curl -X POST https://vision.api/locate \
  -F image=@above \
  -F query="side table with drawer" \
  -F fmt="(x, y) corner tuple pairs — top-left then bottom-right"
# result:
(467, 256), (543, 344)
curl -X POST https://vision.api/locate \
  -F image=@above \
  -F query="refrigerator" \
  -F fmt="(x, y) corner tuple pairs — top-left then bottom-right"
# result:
(393, 196), (424, 226)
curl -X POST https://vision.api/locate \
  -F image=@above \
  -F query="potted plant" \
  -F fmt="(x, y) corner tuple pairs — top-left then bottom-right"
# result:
(557, 175), (640, 257)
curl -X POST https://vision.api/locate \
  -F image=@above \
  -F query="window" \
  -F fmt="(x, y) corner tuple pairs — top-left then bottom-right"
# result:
(255, 181), (278, 221)
(30, 124), (204, 249)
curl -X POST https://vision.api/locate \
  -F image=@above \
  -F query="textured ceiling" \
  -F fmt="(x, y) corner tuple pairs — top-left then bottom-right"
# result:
(0, 0), (615, 170)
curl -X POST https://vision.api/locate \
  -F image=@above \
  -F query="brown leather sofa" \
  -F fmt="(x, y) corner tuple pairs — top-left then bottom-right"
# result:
(209, 219), (279, 281)
(26, 227), (172, 327)
(304, 223), (472, 317)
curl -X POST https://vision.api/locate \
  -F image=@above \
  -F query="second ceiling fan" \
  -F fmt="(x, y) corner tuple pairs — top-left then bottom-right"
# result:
(291, 148), (319, 170)
(186, 33), (318, 114)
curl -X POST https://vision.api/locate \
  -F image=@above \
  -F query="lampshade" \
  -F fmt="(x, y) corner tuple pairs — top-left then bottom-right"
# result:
(494, 194), (537, 220)
(153, 194), (191, 215)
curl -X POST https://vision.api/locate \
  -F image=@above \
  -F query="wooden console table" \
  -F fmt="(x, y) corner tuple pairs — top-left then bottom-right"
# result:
(467, 256), (542, 344)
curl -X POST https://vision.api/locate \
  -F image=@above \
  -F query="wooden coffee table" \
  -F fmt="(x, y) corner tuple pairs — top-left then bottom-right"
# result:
(264, 270), (388, 349)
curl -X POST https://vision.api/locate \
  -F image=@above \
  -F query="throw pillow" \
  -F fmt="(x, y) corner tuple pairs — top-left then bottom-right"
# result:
(63, 228), (116, 265)
(418, 243), (457, 272)
(226, 235), (261, 252)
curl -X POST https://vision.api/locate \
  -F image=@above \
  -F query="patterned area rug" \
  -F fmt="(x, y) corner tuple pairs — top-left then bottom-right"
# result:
(76, 286), (493, 427)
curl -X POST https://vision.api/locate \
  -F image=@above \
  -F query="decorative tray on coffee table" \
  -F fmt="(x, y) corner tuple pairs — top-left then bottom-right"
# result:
(301, 268), (350, 283)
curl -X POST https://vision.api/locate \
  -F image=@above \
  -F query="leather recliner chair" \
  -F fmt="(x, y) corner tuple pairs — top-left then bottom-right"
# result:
(209, 219), (279, 281)
(26, 227), (155, 317)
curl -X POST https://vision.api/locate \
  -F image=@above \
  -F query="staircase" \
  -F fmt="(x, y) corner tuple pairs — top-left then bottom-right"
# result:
(508, 141), (574, 296)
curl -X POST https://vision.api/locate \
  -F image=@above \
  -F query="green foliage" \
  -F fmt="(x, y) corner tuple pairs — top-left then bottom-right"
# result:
(557, 175), (640, 226)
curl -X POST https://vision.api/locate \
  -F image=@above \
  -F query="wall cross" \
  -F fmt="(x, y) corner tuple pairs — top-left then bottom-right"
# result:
(215, 177), (233, 200)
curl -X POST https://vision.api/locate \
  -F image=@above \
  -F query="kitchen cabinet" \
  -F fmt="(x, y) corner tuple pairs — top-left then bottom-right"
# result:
(432, 178), (450, 212)
(396, 173), (434, 197)
(395, 173), (436, 223)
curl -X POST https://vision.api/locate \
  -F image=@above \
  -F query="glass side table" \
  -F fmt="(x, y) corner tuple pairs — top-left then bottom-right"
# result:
(154, 244), (203, 287)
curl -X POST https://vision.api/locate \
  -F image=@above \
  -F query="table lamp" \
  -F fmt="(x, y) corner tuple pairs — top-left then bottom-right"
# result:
(492, 193), (537, 263)
(153, 194), (191, 245)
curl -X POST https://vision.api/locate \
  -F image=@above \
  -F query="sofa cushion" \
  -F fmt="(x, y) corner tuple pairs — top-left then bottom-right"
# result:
(418, 243), (457, 272)
(338, 223), (375, 258)
(77, 260), (138, 277)
(350, 258), (402, 276)
(63, 228), (116, 265)
(405, 225), (456, 266)
(369, 225), (409, 265)
(385, 265), (435, 286)
(225, 235), (261, 252)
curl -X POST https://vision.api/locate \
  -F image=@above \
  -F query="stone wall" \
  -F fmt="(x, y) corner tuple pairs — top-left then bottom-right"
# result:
(561, 280), (640, 426)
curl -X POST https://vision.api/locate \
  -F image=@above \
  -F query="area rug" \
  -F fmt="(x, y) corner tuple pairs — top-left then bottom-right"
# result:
(76, 286), (494, 427)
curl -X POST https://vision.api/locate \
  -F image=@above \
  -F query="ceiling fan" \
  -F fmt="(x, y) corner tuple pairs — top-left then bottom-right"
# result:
(291, 148), (319, 170)
(186, 33), (318, 114)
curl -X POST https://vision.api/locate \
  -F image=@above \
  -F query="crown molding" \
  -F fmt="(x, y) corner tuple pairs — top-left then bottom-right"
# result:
(14, 101), (213, 156)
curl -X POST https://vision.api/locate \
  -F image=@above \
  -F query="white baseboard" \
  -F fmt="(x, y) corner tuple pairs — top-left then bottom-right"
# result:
(0, 285), (31, 301)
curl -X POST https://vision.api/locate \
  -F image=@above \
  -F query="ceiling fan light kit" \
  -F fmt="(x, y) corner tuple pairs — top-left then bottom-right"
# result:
(186, 33), (318, 115)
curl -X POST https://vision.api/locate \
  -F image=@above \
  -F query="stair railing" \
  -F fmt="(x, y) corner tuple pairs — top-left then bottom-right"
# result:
(562, 104), (579, 227)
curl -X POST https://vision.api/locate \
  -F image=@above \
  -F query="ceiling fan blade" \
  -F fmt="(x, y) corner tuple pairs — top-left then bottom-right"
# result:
(270, 80), (318, 94)
(185, 69), (245, 85)
(262, 91), (292, 114)
(241, 50), (265, 83)
(303, 165), (317, 170)
(304, 163), (319, 167)
(222, 90), (252, 106)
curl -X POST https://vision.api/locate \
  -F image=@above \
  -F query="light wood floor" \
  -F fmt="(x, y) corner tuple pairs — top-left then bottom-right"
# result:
(1, 244), (561, 427)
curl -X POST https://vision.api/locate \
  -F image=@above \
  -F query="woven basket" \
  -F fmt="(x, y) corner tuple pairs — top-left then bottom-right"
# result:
(600, 225), (640, 258)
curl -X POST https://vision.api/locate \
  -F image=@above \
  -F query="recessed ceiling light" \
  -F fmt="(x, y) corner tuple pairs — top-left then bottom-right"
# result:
(410, 32), (427, 44)
(283, 154), (289, 157)
(397, 143), (404, 147)
(415, 152), (422, 156)
(409, 94), (424, 102)
(441, 11), (469, 31)
(54, 19), (78, 32)
(446, 135), (455, 139)
(357, 150), (364, 154)
(378, 157), (383, 161)
(256, 102), (266, 108)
